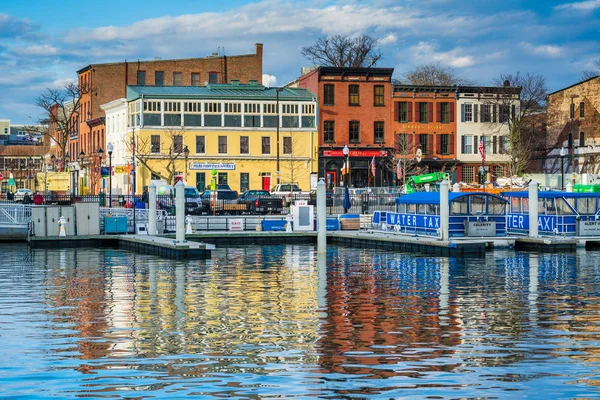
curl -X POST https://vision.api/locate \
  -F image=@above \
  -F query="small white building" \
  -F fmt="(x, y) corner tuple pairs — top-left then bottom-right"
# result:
(100, 99), (129, 195)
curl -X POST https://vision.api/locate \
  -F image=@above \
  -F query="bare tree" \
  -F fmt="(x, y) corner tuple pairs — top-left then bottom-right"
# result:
(130, 127), (188, 185)
(581, 59), (600, 82)
(488, 72), (548, 177)
(381, 134), (426, 190)
(34, 82), (88, 160)
(301, 34), (383, 68)
(401, 63), (475, 86)
(281, 131), (310, 187)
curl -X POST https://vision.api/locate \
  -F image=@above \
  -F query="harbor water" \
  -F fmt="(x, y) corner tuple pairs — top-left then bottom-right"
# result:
(1, 244), (600, 398)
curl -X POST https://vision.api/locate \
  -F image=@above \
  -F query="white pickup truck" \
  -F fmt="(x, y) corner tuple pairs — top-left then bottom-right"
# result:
(270, 183), (309, 206)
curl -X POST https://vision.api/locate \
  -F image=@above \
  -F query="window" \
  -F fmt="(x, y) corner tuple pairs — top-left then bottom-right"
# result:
(374, 85), (385, 106)
(301, 103), (316, 128)
(374, 121), (384, 143)
(155, 71), (164, 86)
(493, 165), (505, 179)
(262, 103), (278, 128)
(244, 103), (261, 127)
(324, 84), (335, 105)
(164, 101), (181, 126)
(209, 72), (218, 84)
(143, 100), (161, 126)
(499, 136), (508, 154)
(191, 73), (200, 86)
(580, 131), (585, 147)
(224, 102), (242, 127)
(173, 135), (183, 153)
(151, 135), (161, 153)
(184, 102), (202, 126)
(461, 135), (473, 154)
(397, 134), (409, 154)
(440, 102), (450, 123)
(349, 121), (360, 143)
(137, 71), (146, 85)
(196, 172), (206, 191)
(240, 136), (249, 154)
(349, 85), (359, 106)
(204, 102), (222, 127)
(195, 136), (205, 153)
(463, 165), (474, 183)
(173, 72), (182, 86)
(324, 121), (335, 143)
(218, 136), (227, 154)
(464, 103), (473, 122)
(283, 136), (292, 155)
(218, 172), (228, 185)
(398, 102), (408, 122)
(419, 102), (429, 123)
(580, 102), (585, 118)
(481, 104), (492, 122)
(262, 137), (271, 154)
(419, 134), (430, 154)
(440, 134), (449, 155)
(240, 173), (250, 193)
(499, 105), (510, 123)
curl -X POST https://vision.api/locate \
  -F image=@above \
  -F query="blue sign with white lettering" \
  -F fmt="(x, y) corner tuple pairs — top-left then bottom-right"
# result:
(506, 214), (557, 231)
(386, 213), (440, 229)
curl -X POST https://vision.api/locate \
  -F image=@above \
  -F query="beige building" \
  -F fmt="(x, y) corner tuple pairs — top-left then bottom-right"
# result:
(546, 75), (600, 175)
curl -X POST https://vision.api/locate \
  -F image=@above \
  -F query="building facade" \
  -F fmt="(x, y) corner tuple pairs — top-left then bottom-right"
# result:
(546, 75), (600, 176)
(100, 99), (128, 195)
(126, 83), (318, 194)
(70, 44), (264, 194)
(297, 67), (394, 188)
(391, 86), (457, 181)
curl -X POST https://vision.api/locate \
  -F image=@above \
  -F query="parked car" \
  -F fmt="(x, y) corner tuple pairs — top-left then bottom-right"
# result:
(14, 188), (32, 202)
(157, 186), (207, 215)
(238, 190), (284, 214)
(271, 183), (309, 206)
(309, 189), (334, 207)
(202, 189), (244, 214)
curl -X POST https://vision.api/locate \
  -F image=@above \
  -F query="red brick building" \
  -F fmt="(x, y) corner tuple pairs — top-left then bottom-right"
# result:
(67, 44), (263, 194)
(297, 67), (394, 188)
(392, 85), (457, 180)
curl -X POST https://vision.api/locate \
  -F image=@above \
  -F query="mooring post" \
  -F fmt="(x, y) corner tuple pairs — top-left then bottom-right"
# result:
(528, 180), (539, 238)
(439, 180), (449, 241)
(566, 182), (573, 193)
(175, 180), (185, 242)
(149, 183), (157, 236)
(317, 178), (327, 252)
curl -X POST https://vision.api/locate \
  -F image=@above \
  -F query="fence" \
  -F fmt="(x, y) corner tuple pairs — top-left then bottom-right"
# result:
(0, 204), (31, 225)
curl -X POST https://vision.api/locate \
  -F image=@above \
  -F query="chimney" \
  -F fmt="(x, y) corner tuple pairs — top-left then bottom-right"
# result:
(255, 43), (263, 58)
(503, 80), (510, 87)
(231, 80), (240, 86)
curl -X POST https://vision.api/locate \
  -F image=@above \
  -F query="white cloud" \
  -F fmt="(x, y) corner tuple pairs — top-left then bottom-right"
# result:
(380, 33), (397, 45)
(12, 44), (60, 56)
(555, 0), (600, 10)
(262, 74), (277, 87)
(411, 41), (475, 67)
(519, 41), (563, 58)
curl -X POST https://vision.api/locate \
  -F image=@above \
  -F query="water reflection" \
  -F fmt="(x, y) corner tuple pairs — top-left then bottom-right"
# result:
(0, 244), (599, 397)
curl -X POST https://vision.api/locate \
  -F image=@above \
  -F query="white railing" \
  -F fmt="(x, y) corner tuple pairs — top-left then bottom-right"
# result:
(0, 204), (31, 225)
(100, 208), (167, 233)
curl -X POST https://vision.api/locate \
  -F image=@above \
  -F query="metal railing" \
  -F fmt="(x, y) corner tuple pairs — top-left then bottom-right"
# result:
(0, 204), (32, 225)
(100, 208), (167, 233)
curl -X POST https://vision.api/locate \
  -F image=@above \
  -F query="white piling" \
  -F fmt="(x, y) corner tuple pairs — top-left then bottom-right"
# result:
(439, 180), (449, 241)
(58, 216), (67, 237)
(186, 216), (193, 234)
(148, 183), (157, 235)
(175, 180), (185, 242)
(317, 178), (327, 252)
(566, 182), (573, 193)
(317, 251), (327, 318)
(528, 180), (539, 238)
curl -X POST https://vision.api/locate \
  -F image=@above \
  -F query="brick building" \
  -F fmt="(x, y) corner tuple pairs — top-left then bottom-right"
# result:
(68, 43), (263, 194)
(297, 67), (394, 188)
(392, 85), (457, 181)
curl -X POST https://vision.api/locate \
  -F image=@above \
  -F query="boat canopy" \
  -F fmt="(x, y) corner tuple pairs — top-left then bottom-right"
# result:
(396, 192), (508, 205)
(501, 191), (600, 199)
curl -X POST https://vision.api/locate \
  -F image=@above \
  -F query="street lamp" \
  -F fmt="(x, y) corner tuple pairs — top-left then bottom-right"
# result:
(276, 87), (284, 185)
(559, 147), (567, 190)
(107, 142), (113, 207)
(342, 144), (349, 187)
(183, 145), (190, 182)
(27, 156), (33, 191)
(97, 147), (104, 195)
(79, 151), (85, 195)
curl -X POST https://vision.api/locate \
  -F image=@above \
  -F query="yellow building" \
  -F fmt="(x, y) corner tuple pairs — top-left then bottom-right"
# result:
(125, 83), (318, 193)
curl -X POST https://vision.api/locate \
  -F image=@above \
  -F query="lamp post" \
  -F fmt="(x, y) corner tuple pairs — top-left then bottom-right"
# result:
(183, 145), (190, 182)
(276, 87), (283, 185)
(97, 147), (104, 195)
(27, 156), (33, 191)
(107, 142), (113, 207)
(559, 147), (567, 190)
(343, 145), (349, 187)
(79, 151), (85, 195)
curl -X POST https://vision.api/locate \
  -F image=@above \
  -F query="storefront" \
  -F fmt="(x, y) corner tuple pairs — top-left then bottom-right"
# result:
(319, 148), (392, 188)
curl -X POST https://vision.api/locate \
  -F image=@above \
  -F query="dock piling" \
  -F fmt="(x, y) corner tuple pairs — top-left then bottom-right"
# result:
(175, 181), (185, 242)
(149, 183), (157, 235)
(440, 180), (449, 241)
(317, 178), (327, 252)
(529, 180), (539, 237)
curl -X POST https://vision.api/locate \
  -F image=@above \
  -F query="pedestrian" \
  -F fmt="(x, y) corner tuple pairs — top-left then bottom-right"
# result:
(142, 187), (149, 205)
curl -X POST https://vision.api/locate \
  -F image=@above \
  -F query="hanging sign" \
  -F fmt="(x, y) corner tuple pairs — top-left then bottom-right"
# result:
(416, 148), (423, 163)
(190, 162), (236, 171)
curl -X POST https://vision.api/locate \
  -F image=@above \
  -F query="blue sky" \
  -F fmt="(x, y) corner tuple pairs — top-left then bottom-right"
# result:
(0, 0), (599, 123)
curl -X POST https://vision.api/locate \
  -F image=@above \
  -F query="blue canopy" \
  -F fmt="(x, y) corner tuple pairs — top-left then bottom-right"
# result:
(395, 192), (508, 205)
(501, 191), (600, 198)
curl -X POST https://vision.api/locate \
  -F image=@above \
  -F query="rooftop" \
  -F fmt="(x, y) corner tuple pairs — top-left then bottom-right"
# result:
(393, 84), (522, 95)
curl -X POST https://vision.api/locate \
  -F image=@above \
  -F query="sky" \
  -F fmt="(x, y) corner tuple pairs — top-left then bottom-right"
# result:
(0, 0), (599, 123)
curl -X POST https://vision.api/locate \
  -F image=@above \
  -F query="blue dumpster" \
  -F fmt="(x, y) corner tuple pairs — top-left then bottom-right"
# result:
(261, 220), (287, 231)
(104, 216), (128, 234)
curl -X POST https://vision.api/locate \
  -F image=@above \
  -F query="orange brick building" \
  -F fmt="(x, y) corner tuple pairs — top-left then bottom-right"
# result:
(297, 67), (394, 188)
(392, 85), (457, 179)
(68, 44), (263, 194)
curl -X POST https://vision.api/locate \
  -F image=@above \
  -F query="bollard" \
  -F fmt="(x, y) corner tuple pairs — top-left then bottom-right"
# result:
(452, 183), (460, 193)
(439, 180), (449, 241)
(149, 183), (157, 235)
(58, 215), (67, 237)
(286, 213), (293, 233)
(566, 182), (573, 193)
(529, 180), (539, 238)
(186, 216), (193, 234)
(175, 180), (185, 242)
(317, 178), (327, 252)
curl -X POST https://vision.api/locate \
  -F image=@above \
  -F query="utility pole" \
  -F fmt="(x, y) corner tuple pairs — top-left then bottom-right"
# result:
(276, 87), (283, 185)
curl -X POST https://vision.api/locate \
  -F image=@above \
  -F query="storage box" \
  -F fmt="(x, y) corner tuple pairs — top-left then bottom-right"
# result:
(340, 219), (361, 230)
(104, 216), (128, 234)
(261, 220), (287, 231)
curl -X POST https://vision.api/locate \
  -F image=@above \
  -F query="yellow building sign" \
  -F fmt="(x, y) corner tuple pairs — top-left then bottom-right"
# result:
(38, 172), (71, 191)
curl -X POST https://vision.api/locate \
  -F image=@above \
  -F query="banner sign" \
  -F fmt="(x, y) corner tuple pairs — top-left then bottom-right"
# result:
(506, 214), (559, 231)
(386, 212), (440, 229)
(323, 150), (388, 157)
(101, 167), (110, 177)
(578, 220), (600, 236)
(189, 162), (236, 170)
(114, 166), (126, 174)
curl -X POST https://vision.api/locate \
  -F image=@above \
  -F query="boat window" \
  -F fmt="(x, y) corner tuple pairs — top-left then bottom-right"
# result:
(417, 204), (427, 214)
(510, 197), (521, 213)
(407, 204), (416, 214)
(398, 204), (407, 213)
(539, 198), (554, 214)
(450, 197), (468, 215)
(488, 197), (507, 215)
(555, 198), (575, 215)
(576, 198), (596, 214)
(522, 198), (529, 211)
(469, 195), (486, 215)
(427, 204), (439, 215)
